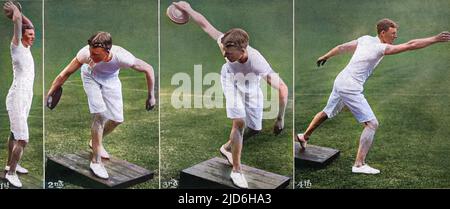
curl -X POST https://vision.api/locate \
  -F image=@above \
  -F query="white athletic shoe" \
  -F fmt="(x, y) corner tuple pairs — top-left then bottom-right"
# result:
(5, 164), (29, 174)
(230, 171), (248, 189)
(5, 173), (22, 188)
(296, 133), (307, 151)
(90, 162), (109, 179)
(220, 145), (233, 166)
(89, 140), (110, 159)
(352, 164), (380, 174)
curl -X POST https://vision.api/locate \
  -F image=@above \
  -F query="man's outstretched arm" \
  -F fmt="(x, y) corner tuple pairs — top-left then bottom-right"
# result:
(384, 31), (450, 55)
(316, 40), (357, 67)
(172, 1), (223, 40)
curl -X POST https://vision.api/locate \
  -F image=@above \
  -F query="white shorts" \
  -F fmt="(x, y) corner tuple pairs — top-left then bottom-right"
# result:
(221, 66), (263, 130)
(323, 77), (375, 123)
(6, 90), (33, 142)
(81, 65), (124, 122)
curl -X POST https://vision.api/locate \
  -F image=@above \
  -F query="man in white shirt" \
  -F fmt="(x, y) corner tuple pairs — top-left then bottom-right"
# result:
(46, 31), (156, 179)
(297, 18), (450, 174)
(3, 1), (36, 188)
(173, 1), (288, 188)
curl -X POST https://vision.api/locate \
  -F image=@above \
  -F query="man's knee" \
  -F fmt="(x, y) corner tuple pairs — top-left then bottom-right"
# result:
(110, 120), (122, 127)
(18, 140), (27, 147)
(15, 140), (27, 148)
(365, 118), (379, 130)
(92, 113), (106, 128)
(318, 111), (329, 120)
(232, 118), (245, 130)
(92, 113), (105, 121)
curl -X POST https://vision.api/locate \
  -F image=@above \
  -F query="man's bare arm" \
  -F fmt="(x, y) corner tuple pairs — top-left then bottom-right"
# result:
(317, 40), (357, 67)
(47, 58), (82, 97)
(4, 1), (22, 46)
(172, 1), (223, 40)
(264, 73), (288, 134)
(131, 58), (156, 110)
(384, 31), (450, 55)
(21, 14), (33, 27)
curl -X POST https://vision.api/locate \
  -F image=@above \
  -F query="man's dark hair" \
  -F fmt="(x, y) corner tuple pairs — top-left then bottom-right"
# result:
(87, 31), (112, 52)
(22, 24), (34, 35)
(376, 18), (398, 34)
(221, 28), (249, 50)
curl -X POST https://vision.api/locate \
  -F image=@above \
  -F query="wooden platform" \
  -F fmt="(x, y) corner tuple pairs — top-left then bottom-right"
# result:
(180, 157), (290, 189)
(46, 151), (153, 188)
(0, 172), (42, 189)
(295, 142), (340, 168)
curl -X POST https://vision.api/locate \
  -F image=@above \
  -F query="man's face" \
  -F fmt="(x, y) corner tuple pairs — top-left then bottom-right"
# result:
(89, 47), (109, 63)
(381, 27), (398, 44)
(22, 29), (35, 47)
(223, 47), (245, 63)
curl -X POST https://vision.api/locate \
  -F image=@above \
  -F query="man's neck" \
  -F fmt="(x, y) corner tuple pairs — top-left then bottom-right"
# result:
(21, 39), (29, 48)
(377, 35), (386, 44)
(104, 52), (113, 62)
(238, 50), (248, 63)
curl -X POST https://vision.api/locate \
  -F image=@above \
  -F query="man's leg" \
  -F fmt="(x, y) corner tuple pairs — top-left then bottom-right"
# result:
(303, 111), (329, 140)
(90, 119), (121, 148)
(6, 132), (14, 166)
(102, 119), (121, 138)
(89, 113), (110, 179)
(354, 118), (379, 167)
(91, 113), (124, 161)
(243, 128), (260, 140)
(227, 118), (249, 188)
(297, 111), (329, 150)
(299, 86), (343, 146)
(229, 119), (245, 172)
(91, 113), (106, 163)
(8, 140), (27, 175)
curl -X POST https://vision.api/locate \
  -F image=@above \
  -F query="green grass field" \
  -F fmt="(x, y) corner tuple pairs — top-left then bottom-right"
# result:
(44, 0), (159, 189)
(3, 0), (447, 190)
(0, 0), (43, 189)
(160, 0), (294, 188)
(295, 0), (450, 188)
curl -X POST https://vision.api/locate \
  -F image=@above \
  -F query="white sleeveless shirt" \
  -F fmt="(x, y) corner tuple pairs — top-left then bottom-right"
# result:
(9, 41), (35, 92)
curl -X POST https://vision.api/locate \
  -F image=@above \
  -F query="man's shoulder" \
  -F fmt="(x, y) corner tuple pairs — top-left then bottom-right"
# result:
(248, 46), (267, 62)
(357, 35), (373, 41)
(10, 41), (25, 50)
(111, 45), (133, 55)
(111, 45), (123, 51)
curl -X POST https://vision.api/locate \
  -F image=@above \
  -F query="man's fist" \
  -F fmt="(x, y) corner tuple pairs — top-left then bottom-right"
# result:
(273, 118), (284, 135)
(316, 56), (327, 67)
(146, 96), (156, 111)
(436, 31), (450, 42)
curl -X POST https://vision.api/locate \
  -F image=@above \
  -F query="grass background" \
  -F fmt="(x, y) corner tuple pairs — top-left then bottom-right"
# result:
(44, 0), (159, 189)
(295, 0), (450, 188)
(160, 0), (294, 188)
(4, 0), (446, 190)
(0, 0), (43, 188)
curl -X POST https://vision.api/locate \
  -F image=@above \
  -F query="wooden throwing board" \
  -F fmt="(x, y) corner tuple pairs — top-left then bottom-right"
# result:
(180, 157), (290, 189)
(46, 151), (153, 188)
(295, 142), (340, 168)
